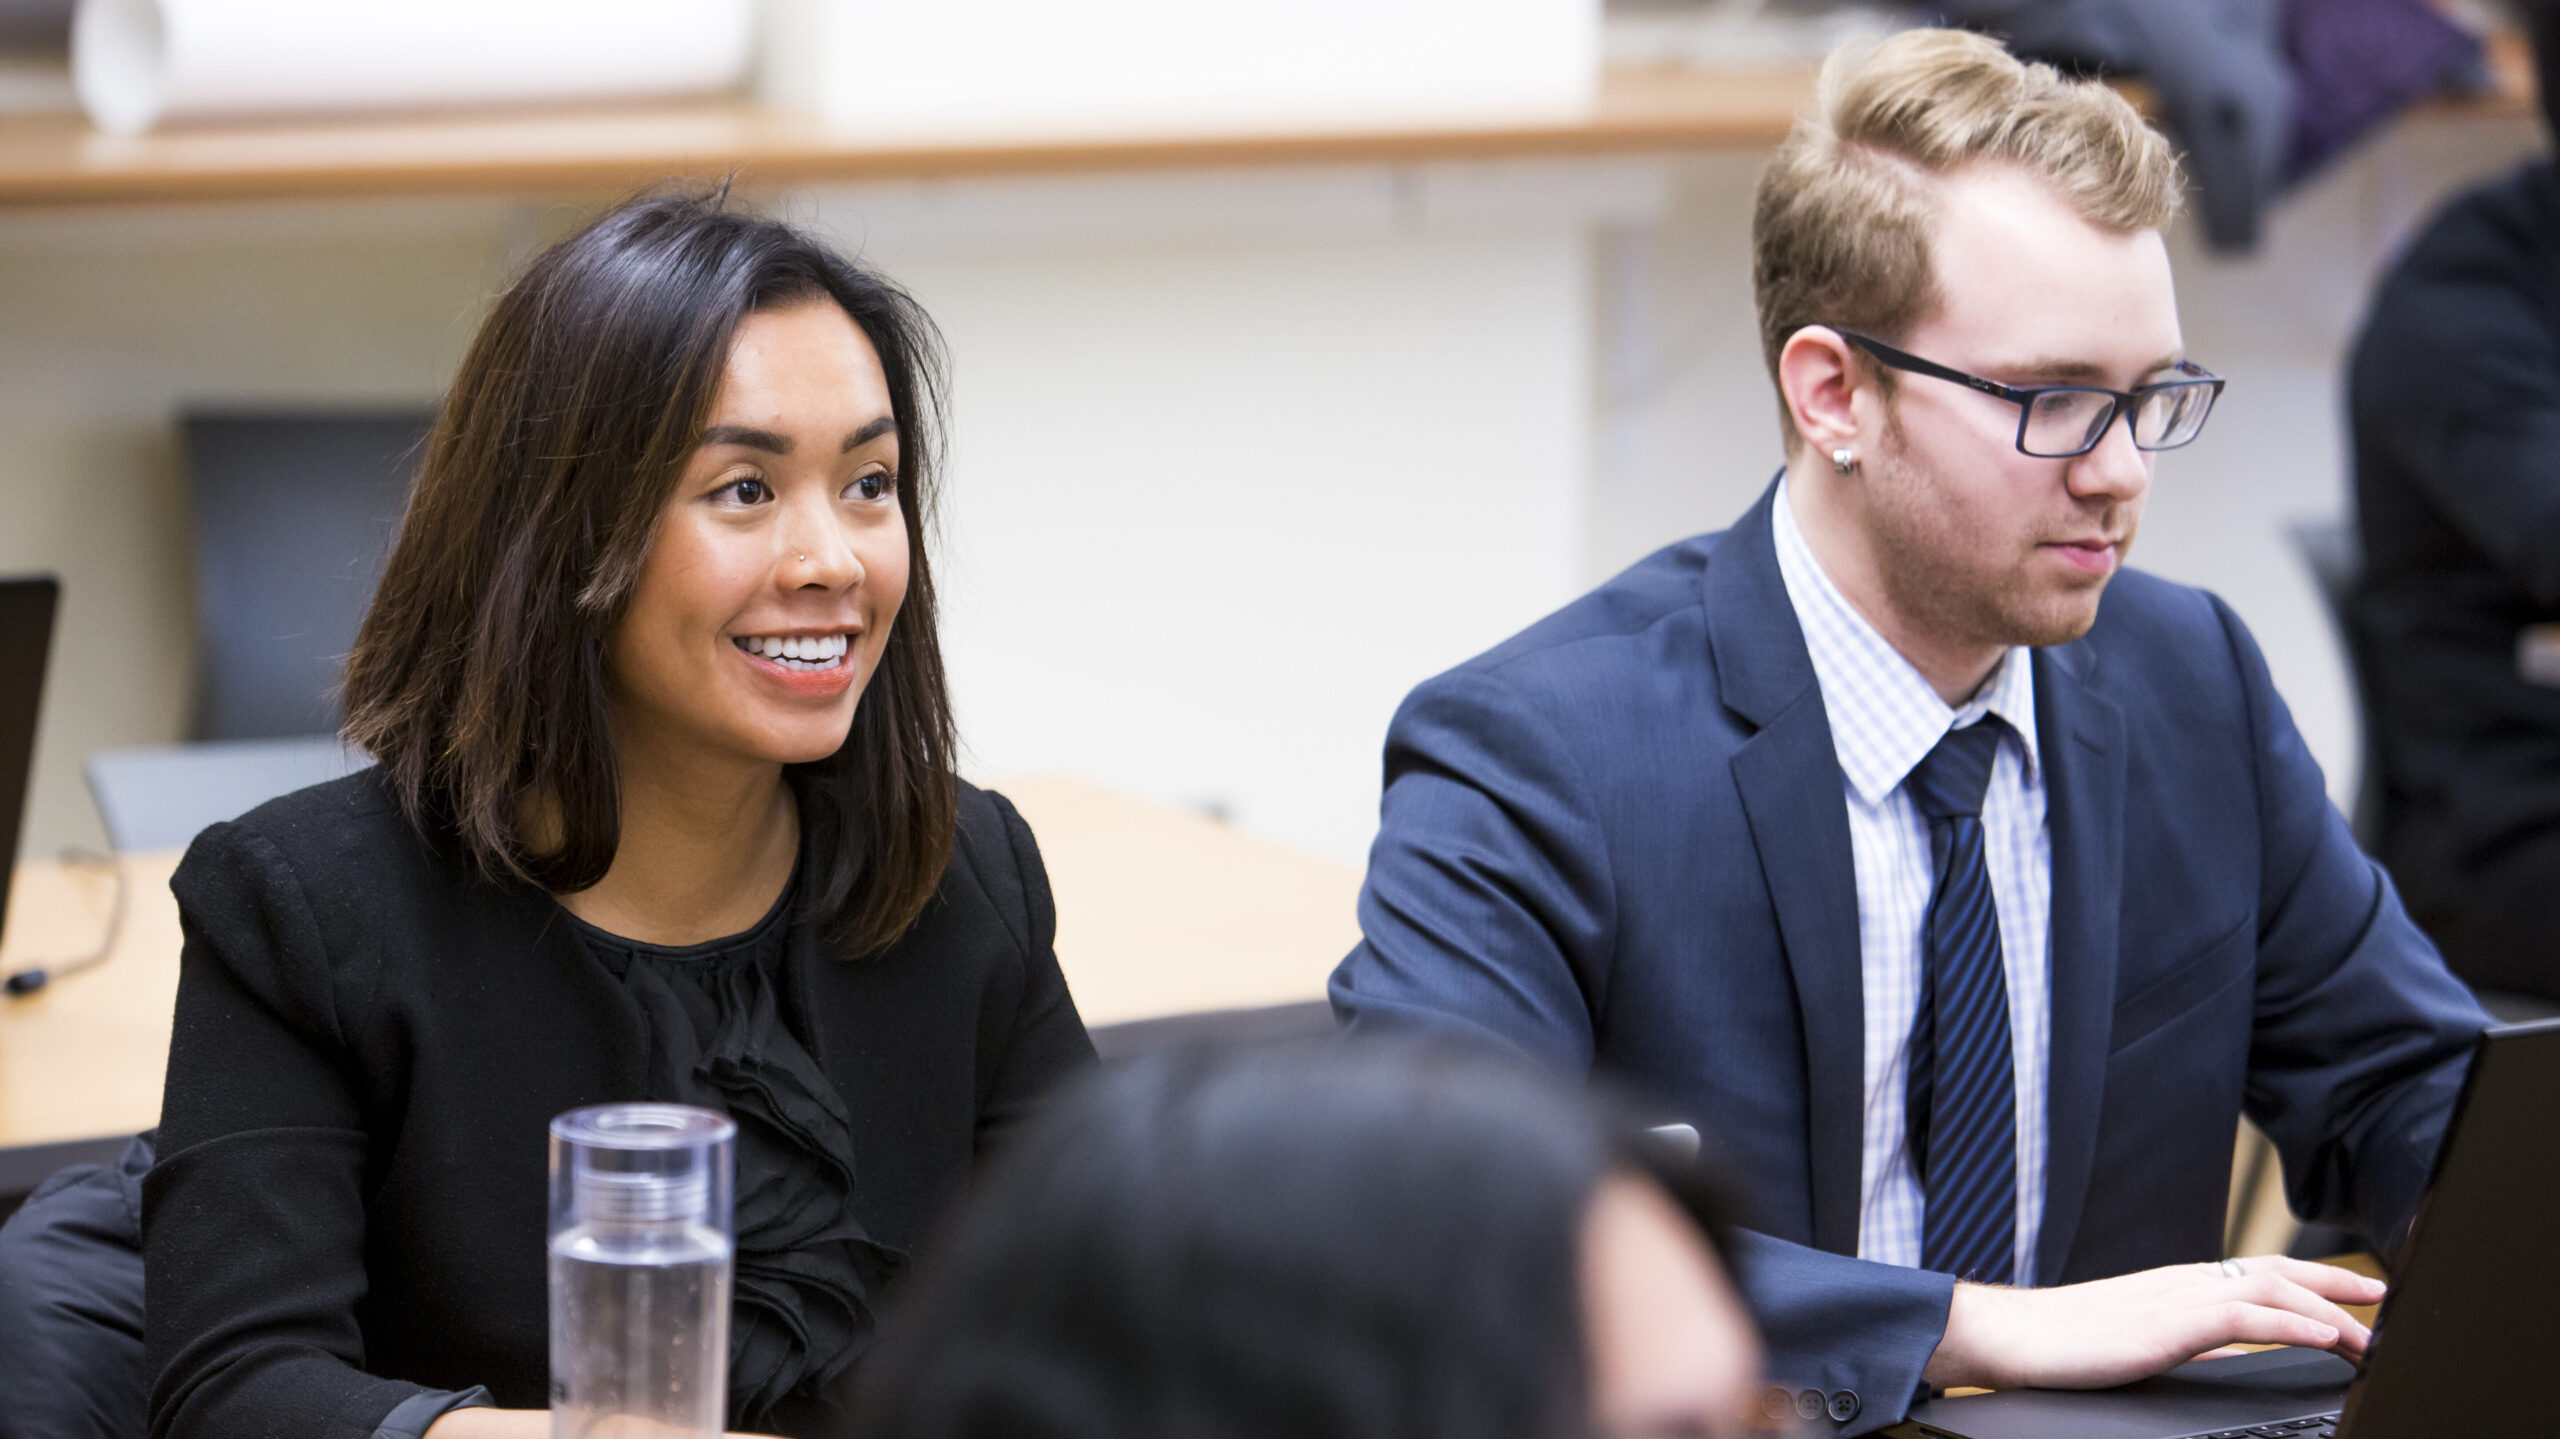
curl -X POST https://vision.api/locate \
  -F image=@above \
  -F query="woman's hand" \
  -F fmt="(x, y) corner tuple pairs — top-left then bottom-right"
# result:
(422, 1407), (782, 1438)
(423, 1409), (547, 1439)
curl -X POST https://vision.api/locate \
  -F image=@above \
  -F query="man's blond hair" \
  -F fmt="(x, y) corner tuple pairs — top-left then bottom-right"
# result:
(1752, 28), (2182, 445)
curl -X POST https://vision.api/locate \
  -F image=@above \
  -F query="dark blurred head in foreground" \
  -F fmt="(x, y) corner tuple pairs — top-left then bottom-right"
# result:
(850, 1039), (1764, 1439)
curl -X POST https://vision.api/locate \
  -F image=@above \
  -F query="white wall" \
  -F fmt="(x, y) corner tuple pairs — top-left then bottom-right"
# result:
(768, 0), (1598, 132)
(805, 163), (1657, 860)
(0, 112), (2545, 872)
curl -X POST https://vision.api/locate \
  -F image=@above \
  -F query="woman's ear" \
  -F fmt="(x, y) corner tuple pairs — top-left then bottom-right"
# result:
(1776, 326), (1866, 457)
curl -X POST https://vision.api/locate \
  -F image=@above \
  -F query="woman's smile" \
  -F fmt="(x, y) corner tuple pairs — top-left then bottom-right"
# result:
(732, 629), (861, 698)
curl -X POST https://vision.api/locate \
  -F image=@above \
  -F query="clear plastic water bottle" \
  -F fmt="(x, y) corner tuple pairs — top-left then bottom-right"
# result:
(549, 1104), (736, 1439)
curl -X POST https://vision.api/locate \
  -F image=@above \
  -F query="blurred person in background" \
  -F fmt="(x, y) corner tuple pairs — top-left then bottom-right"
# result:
(1334, 27), (2487, 1437)
(141, 190), (1093, 1439)
(850, 1039), (1768, 1439)
(2348, 0), (2560, 1010)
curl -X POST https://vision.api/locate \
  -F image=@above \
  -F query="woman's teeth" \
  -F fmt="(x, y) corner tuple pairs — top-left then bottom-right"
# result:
(736, 633), (849, 669)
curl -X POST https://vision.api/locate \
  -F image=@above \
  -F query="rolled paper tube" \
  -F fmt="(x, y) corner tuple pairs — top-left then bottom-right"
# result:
(72, 0), (755, 135)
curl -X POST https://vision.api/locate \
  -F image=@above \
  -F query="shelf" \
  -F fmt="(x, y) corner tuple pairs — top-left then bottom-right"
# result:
(0, 65), (1819, 209)
(0, 30), (2533, 212)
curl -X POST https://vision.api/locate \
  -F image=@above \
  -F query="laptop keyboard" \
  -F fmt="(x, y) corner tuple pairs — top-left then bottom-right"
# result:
(2174, 1414), (2342, 1439)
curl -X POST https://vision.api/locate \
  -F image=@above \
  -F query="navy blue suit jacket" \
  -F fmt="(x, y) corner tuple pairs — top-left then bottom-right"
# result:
(1330, 484), (2487, 1434)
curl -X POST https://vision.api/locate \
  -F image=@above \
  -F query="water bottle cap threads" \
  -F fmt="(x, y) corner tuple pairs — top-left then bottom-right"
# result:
(574, 1162), (710, 1225)
(550, 1103), (735, 1233)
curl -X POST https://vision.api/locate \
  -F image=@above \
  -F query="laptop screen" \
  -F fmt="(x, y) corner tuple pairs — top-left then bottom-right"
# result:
(0, 576), (60, 954)
(2340, 1016), (2560, 1435)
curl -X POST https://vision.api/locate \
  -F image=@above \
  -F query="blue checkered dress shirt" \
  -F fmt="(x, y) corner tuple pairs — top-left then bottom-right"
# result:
(1771, 479), (2052, 1285)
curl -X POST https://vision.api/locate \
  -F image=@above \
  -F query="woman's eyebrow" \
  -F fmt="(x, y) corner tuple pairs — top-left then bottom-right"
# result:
(697, 415), (896, 455)
(700, 424), (791, 454)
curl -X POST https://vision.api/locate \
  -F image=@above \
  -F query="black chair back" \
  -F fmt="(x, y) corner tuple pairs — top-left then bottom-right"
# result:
(2284, 517), (2385, 849)
(183, 410), (433, 741)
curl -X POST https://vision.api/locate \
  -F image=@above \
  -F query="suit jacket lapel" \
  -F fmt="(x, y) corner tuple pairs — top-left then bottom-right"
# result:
(2031, 640), (2126, 1282)
(1710, 482), (1867, 1257)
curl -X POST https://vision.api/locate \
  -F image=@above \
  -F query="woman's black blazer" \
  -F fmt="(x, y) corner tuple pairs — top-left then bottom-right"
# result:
(141, 769), (1094, 1438)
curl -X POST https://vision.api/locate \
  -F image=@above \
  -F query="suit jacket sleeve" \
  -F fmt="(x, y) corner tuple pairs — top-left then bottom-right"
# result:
(1331, 666), (1616, 1064)
(1333, 666), (1952, 1436)
(967, 790), (1097, 1154)
(2214, 596), (2487, 1260)
(144, 822), (440, 1439)
(2357, 217), (2560, 606)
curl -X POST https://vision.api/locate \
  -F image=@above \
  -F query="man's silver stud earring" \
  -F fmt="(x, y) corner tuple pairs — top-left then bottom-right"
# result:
(1830, 447), (1858, 474)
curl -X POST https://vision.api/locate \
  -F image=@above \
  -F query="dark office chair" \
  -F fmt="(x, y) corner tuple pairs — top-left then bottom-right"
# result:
(2287, 517), (2560, 1025)
(183, 409), (433, 741)
(2286, 519), (2386, 851)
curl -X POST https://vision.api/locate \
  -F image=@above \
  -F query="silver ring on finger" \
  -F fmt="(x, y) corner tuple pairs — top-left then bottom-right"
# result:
(2220, 1258), (2248, 1279)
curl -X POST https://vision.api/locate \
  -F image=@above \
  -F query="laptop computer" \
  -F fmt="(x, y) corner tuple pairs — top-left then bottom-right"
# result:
(1904, 1016), (2560, 1439)
(0, 575), (61, 953)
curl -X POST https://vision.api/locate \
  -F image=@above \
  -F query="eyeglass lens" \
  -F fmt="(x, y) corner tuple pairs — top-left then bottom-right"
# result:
(2020, 382), (2216, 457)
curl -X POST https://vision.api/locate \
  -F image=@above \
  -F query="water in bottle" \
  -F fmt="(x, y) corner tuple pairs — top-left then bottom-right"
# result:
(549, 1104), (736, 1439)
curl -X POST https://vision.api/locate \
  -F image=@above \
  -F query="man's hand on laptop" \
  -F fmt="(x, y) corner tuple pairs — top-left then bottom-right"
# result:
(1922, 1255), (2384, 1392)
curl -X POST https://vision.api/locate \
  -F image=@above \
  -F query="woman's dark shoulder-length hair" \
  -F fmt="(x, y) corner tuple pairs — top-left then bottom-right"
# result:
(342, 186), (954, 955)
(850, 1038), (1740, 1439)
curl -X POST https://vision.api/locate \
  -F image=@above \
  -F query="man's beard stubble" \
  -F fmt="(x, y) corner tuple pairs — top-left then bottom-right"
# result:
(1865, 411), (2128, 655)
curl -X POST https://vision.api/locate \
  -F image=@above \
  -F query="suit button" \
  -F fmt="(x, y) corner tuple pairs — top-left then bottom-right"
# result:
(1762, 1388), (1797, 1423)
(1829, 1390), (1861, 1424)
(1794, 1390), (1827, 1421)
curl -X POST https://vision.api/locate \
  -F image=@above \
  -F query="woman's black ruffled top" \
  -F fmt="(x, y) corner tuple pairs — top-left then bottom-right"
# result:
(570, 881), (908, 1430)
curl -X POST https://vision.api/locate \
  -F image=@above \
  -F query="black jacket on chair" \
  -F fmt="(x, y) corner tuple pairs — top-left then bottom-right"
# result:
(0, 1132), (154, 1439)
(142, 770), (1094, 1439)
(2351, 159), (2560, 994)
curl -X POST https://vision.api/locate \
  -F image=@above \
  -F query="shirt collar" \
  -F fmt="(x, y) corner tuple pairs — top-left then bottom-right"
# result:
(1770, 475), (2042, 807)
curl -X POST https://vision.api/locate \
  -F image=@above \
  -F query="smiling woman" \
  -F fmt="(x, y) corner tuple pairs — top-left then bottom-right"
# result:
(139, 191), (1096, 1439)
(344, 192), (955, 958)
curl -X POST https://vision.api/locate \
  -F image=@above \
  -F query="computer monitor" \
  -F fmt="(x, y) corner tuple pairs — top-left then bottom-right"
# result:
(0, 575), (60, 953)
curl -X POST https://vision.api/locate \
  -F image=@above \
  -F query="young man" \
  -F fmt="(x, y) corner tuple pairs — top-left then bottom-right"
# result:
(1330, 29), (2488, 1437)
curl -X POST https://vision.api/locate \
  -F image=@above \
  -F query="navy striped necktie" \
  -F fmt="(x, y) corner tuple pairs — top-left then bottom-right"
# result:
(1903, 718), (2017, 1286)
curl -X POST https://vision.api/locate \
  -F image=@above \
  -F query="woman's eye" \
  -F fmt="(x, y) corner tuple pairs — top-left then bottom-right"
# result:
(851, 473), (894, 502)
(720, 477), (770, 505)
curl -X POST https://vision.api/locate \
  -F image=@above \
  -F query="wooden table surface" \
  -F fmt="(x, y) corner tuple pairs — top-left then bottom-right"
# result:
(0, 848), (183, 1150)
(0, 774), (1358, 1150)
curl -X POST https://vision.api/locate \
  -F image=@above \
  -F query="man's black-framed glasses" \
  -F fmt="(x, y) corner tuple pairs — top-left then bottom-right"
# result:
(1830, 327), (2224, 459)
